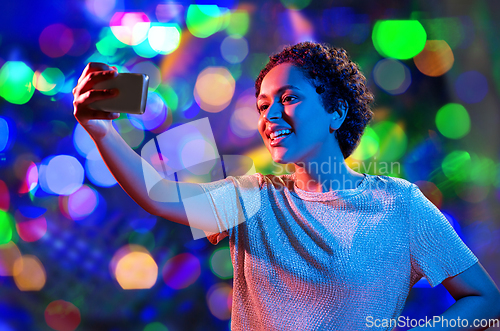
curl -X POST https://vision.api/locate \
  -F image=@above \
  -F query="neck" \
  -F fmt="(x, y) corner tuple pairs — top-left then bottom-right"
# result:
(292, 142), (364, 193)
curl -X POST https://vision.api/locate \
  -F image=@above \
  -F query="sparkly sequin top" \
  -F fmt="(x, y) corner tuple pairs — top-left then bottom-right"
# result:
(200, 173), (478, 331)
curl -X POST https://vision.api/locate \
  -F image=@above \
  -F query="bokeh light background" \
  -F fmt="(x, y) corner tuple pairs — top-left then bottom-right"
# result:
(1, 0), (500, 330)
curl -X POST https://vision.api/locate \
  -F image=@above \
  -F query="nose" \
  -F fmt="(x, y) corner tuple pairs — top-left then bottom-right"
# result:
(262, 102), (282, 121)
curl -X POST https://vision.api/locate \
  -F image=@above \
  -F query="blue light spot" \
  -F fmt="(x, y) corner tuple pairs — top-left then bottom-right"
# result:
(0, 117), (9, 152)
(18, 205), (46, 218)
(455, 70), (488, 103)
(128, 92), (167, 131)
(39, 155), (84, 195)
(140, 306), (157, 322)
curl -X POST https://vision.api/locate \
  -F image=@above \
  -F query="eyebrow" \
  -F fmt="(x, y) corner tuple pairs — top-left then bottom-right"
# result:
(257, 85), (300, 101)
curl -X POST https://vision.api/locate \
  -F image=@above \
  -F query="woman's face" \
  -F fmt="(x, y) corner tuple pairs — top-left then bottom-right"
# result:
(257, 63), (335, 165)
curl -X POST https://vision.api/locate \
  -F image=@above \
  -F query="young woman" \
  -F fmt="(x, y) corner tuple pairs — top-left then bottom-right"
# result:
(73, 41), (500, 330)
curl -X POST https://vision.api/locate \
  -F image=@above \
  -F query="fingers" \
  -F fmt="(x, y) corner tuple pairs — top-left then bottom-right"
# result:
(87, 111), (121, 120)
(78, 62), (114, 85)
(73, 62), (120, 122)
(74, 88), (119, 107)
(73, 89), (121, 121)
(76, 69), (118, 96)
(75, 109), (120, 120)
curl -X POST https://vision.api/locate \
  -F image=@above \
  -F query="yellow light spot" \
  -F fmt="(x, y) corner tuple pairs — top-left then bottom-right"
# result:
(245, 145), (294, 175)
(0, 242), (22, 276)
(33, 70), (56, 92)
(226, 10), (250, 36)
(115, 251), (158, 289)
(414, 40), (454, 77)
(194, 67), (235, 113)
(13, 255), (46, 291)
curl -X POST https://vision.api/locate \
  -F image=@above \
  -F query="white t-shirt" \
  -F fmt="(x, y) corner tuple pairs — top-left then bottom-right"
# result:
(199, 173), (478, 330)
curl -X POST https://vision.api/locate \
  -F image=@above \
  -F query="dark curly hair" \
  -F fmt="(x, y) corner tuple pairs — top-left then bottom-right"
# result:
(255, 41), (374, 159)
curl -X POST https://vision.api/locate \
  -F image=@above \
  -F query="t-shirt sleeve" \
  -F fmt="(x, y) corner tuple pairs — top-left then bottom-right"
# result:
(197, 174), (262, 245)
(408, 183), (478, 287)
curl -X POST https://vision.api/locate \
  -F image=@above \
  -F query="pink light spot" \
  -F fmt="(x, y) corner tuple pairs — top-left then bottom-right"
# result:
(26, 162), (39, 192)
(0, 180), (9, 211)
(162, 252), (200, 289)
(16, 216), (47, 242)
(67, 185), (98, 220)
(110, 12), (150, 45)
(44, 300), (81, 331)
(39, 24), (74, 58)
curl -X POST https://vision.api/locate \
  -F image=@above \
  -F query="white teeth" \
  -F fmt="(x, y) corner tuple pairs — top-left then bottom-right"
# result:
(270, 129), (292, 139)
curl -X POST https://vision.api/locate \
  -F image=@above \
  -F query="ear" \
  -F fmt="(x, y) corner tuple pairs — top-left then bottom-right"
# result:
(330, 99), (349, 132)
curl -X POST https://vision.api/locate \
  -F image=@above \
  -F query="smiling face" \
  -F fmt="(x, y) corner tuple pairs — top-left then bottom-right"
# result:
(257, 63), (337, 165)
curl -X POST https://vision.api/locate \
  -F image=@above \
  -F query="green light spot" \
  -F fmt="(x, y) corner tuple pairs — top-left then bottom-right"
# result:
(133, 38), (159, 59)
(372, 121), (408, 161)
(435, 103), (470, 139)
(248, 53), (270, 81)
(96, 36), (117, 56)
(96, 28), (126, 56)
(39, 68), (65, 96)
(227, 63), (242, 81)
(372, 20), (427, 59)
(102, 27), (127, 48)
(352, 126), (379, 160)
(280, 0), (312, 10)
(469, 154), (497, 186)
(186, 5), (222, 39)
(128, 231), (155, 252)
(144, 322), (169, 331)
(157, 85), (178, 112)
(218, 7), (231, 31)
(442, 150), (471, 182)
(226, 11), (250, 36)
(419, 18), (464, 49)
(166, 78), (193, 112)
(0, 210), (13, 245)
(210, 247), (233, 279)
(0, 61), (35, 105)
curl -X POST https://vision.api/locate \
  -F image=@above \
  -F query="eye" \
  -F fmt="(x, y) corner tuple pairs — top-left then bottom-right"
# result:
(257, 104), (269, 113)
(281, 95), (297, 104)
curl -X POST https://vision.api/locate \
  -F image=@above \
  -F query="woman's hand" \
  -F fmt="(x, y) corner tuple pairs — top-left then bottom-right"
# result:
(72, 62), (120, 141)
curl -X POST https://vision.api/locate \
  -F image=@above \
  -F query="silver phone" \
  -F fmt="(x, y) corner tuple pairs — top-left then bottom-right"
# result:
(90, 73), (149, 114)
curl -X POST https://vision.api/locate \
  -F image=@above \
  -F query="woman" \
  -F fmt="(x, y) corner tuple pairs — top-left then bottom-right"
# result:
(73, 41), (500, 330)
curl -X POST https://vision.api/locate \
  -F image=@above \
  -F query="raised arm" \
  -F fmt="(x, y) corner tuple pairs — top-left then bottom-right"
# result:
(72, 62), (219, 233)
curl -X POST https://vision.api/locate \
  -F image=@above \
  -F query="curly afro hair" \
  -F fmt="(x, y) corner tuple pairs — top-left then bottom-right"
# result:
(255, 41), (374, 159)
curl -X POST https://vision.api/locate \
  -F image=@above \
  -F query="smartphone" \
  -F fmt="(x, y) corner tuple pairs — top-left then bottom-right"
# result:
(90, 73), (149, 114)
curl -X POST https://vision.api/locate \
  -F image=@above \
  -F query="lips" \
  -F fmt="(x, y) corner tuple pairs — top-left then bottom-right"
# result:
(269, 129), (292, 147)
(270, 129), (292, 139)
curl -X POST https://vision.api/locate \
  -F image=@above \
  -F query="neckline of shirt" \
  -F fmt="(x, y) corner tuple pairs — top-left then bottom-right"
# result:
(288, 173), (370, 201)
